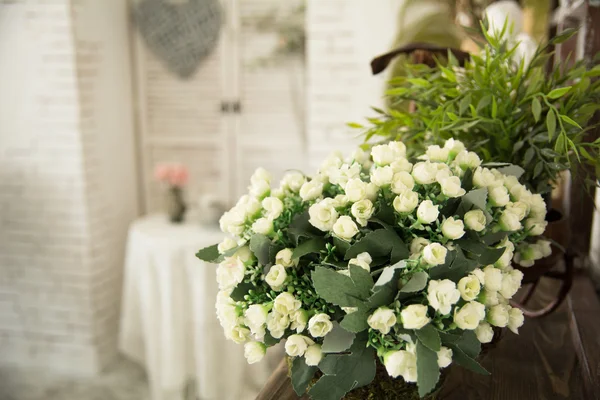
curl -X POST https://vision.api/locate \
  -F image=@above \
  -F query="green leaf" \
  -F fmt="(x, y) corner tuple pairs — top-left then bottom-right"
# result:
(287, 212), (320, 245)
(250, 234), (272, 265)
(456, 188), (491, 222)
(477, 95), (491, 112)
(230, 282), (254, 301)
(496, 164), (525, 179)
(491, 97), (498, 119)
(480, 231), (508, 246)
(399, 271), (428, 294)
(416, 340), (440, 397)
(408, 78), (431, 87)
(264, 331), (281, 346)
(532, 97), (542, 122)
(415, 324), (441, 352)
(349, 264), (375, 297)
(322, 322), (356, 353)
(547, 86), (572, 99)
(367, 261), (407, 308)
(333, 237), (351, 256)
(309, 334), (376, 400)
(347, 122), (364, 129)
(550, 28), (577, 44)
(195, 244), (220, 262)
(546, 110), (557, 140)
(292, 238), (326, 260)
(450, 346), (489, 375)
(345, 229), (408, 262)
(454, 330), (481, 358)
(340, 307), (370, 333)
(560, 114), (582, 129)
(533, 161), (544, 178)
(312, 266), (371, 308)
(523, 146), (535, 166)
(459, 95), (472, 116)
(291, 356), (318, 396)
(512, 140), (524, 154)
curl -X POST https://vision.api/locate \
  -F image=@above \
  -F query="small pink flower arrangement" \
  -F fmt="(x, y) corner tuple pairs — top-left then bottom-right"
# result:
(154, 163), (189, 223)
(154, 163), (189, 188)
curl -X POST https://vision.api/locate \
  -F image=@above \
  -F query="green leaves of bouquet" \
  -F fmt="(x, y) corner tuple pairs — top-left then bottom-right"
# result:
(197, 139), (549, 400)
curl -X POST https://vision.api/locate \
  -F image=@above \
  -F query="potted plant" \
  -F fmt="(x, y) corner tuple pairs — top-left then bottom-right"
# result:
(154, 163), (189, 223)
(197, 140), (547, 399)
(355, 24), (600, 315)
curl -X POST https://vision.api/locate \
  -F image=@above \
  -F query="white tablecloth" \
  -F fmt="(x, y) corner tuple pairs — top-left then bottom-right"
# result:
(119, 214), (278, 400)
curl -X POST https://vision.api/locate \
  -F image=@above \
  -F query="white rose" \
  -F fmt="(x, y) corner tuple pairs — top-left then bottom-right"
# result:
(290, 309), (309, 333)
(391, 171), (415, 194)
(216, 257), (246, 290)
(319, 152), (343, 176)
(503, 175), (520, 191)
(417, 200), (439, 224)
(384, 350), (417, 382)
(389, 141), (407, 157)
(371, 166), (394, 186)
(505, 201), (529, 221)
(244, 304), (269, 337)
(488, 304), (510, 327)
(367, 307), (397, 334)
(499, 209), (522, 231)
(473, 167), (498, 188)
(458, 275), (481, 301)
(276, 248), (297, 267)
(454, 150), (481, 170)
(471, 268), (486, 285)
(435, 164), (452, 182)
(332, 216), (359, 241)
(371, 144), (396, 166)
(252, 217), (274, 235)
(230, 325), (251, 344)
(528, 193), (546, 220)
(410, 237), (430, 255)
(483, 265), (503, 291)
(412, 162), (438, 185)
(216, 291), (239, 330)
(494, 245), (514, 269)
(393, 190), (419, 213)
(285, 334), (313, 357)
(365, 182), (380, 201)
(249, 180), (271, 199)
(266, 311), (290, 338)
(524, 218), (547, 236)
(482, 288), (501, 307)
(351, 199), (374, 227)
(299, 180), (324, 202)
(440, 176), (466, 198)
(251, 168), (271, 186)
(422, 243), (448, 266)
(308, 313), (333, 337)
(464, 209), (487, 231)
(489, 185), (510, 207)
(345, 178), (368, 202)
(537, 240), (552, 258)
(262, 197), (284, 219)
(273, 292), (301, 315)
(219, 208), (245, 236)
(234, 246), (253, 263)
(218, 237), (237, 254)
(427, 279), (461, 315)
(390, 158), (413, 173)
(507, 307), (524, 334)
(499, 268), (523, 299)
(308, 201), (339, 232)
(242, 197), (262, 217)
(475, 321), (494, 343)
(349, 252), (372, 271)
(281, 171), (306, 192)
(441, 217), (465, 239)
(401, 304), (430, 330)
(265, 264), (288, 291)
(305, 344), (323, 366)
(444, 138), (466, 157)
(437, 346), (453, 368)
(454, 301), (486, 330)
(510, 184), (532, 202)
(330, 163), (362, 187)
(244, 341), (266, 364)
(426, 145), (450, 162)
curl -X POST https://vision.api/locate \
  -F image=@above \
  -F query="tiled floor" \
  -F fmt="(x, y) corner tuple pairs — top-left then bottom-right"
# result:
(0, 357), (149, 400)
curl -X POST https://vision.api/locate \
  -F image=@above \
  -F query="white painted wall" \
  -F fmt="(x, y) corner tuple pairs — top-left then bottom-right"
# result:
(0, 0), (138, 374)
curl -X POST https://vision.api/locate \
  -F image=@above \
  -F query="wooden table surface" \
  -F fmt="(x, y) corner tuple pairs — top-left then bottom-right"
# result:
(255, 273), (600, 400)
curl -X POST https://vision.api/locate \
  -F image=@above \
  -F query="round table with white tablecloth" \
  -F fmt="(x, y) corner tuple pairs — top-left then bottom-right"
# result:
(118, 214), (278, 400)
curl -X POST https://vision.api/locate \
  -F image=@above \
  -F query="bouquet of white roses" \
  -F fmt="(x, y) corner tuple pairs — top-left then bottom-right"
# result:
(196, 139), (548, 399)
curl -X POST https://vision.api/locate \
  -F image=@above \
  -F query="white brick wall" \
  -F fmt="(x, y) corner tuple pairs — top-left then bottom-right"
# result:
(0, 0), (138, 375)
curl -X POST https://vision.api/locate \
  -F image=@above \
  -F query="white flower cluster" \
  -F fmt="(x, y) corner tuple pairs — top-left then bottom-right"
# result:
(208, 139), (547, 387)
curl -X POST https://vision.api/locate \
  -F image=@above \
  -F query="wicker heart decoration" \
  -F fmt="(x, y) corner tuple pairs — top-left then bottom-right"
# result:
(133, 0), (222, 79)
